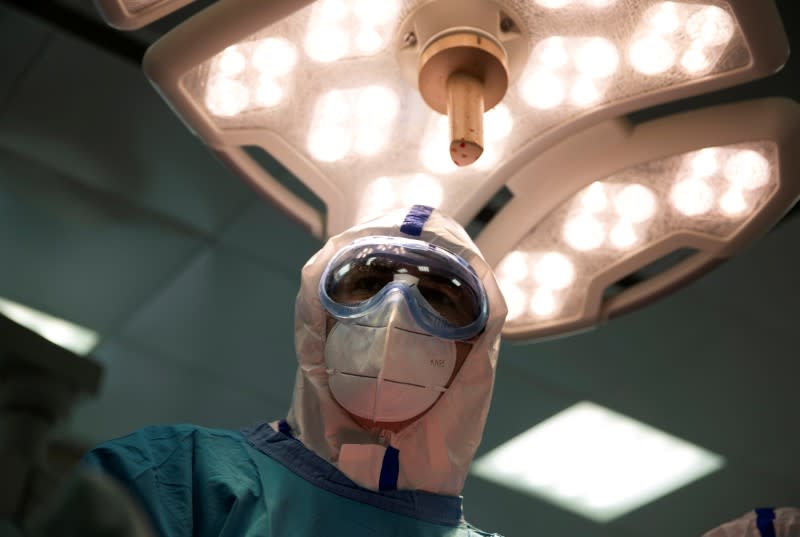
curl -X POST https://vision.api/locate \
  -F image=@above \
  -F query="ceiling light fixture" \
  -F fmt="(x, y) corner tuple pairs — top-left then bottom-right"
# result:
(141, 0), (789, 238)
(478, 98), (800, 340)
(472, 401), (725, 522)
(0, 297), (100, 356)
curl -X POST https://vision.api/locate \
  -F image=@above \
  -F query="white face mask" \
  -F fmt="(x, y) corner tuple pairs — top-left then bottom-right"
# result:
(324, 305), (457, 423)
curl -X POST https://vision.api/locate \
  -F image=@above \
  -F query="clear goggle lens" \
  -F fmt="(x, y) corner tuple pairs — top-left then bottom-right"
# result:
(320, 237), (488, 337)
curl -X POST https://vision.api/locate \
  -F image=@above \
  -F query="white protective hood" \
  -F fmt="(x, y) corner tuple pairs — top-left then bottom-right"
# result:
(285, 208), (507, 496)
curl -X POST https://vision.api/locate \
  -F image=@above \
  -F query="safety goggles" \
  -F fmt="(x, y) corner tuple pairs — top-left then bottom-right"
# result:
(319, 236), (489, 340)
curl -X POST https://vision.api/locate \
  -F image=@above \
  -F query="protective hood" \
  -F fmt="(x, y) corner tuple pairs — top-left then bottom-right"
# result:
(285, 207), (507, 495)
(703, 508), (800, 537)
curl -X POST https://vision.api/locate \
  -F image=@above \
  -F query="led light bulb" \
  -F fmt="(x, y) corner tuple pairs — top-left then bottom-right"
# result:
(356, 86), (399, 122)
(473, 142), (501, 170)
(403, 174), (443, 208)
(646, 2), (680, 34)
(563, 213), (606, 251)
(530, 289), (559, 318)
(614, 184), (656, 223)
(536, 0), (572, 8)
(681, 48), (711, 73)
(689, 148), (719, 177)
(534, 252), (576, 291)
(723, 150), (770, 190)
(499, 280), (526, 320)
(610, 221), (638, 249)
(252, 38), (297, 76)
(318, 0), (349, 21)
(422, 143), (458, 174)
(255, 77), (283, 107)
(351, 86), (398, 155)
(522, 71), (565, 110)
(485, 104), (513, 141)
(421, 117), (458, 174)
(719, 188), (748, 216)
(629, 36), (675, 75)
(362, 176), (395, 215)
(305, 27), (349, 63)
(581, 182), (607, 212)
(308, 126), (351, 161)
(535, 37), (569, 69)
(217, 46), (246, 77)
(571, 76), (601, 107)
(574, 38), (619, 78)
(352, 0), (399, 25)
(671, 178), (714, 216)
(686, 6), (735, 47)
(205, 78), (249, 117)
(498, 251), (530, 282)
(308, 91), (351, 162)
(367, 176), (397, 208)
(313, 90), (349, 124)
(355, 125), (386, 155)
(355, 26), (384, 54)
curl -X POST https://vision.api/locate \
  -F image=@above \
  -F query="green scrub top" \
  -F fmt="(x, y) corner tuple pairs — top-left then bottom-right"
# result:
(82, 422), (502, 537)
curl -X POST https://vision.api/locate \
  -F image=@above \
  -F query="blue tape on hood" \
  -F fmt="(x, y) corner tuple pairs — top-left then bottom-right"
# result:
(400, 205), (434, 237)
(756, 508), (777, 537)
(379, 446), (400, 491)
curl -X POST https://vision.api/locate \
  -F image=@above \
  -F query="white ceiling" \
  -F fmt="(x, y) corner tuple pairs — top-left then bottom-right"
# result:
(0, 2), (798, 536)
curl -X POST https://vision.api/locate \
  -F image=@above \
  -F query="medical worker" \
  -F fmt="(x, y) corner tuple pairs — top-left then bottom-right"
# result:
(703, 508), (800, 537)
(83, 205), (508, 537)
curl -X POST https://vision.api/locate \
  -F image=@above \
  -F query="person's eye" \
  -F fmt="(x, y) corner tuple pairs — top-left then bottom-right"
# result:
(420, 286), (456, 307)
(355, 276), (385, 293)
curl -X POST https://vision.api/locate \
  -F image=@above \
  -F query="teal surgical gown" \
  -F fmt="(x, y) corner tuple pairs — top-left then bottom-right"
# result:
(82, 422), (501, 537)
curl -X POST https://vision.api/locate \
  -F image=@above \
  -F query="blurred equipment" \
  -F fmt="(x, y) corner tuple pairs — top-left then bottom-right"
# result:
(0, 315), (151, 537)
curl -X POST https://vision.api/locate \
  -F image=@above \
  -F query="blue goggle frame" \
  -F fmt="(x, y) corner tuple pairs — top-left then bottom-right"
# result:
(319, 236), (489, 341)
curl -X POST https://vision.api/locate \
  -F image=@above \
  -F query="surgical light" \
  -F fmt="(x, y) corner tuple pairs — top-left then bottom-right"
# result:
(95, 0), (798, 341)
(141, 0), (788, 238)
(472, 401), (725, 522)
(0, 297), (99, 356)
(478, 98), (800, 340)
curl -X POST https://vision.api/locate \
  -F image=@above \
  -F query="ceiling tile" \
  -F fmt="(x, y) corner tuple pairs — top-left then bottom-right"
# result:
(0, 23), (254, 235)
(220, 198), (323, 279)
(0, 149), (204, 333)
(0, 6), (51, 111)
(65, 339), (285, 446)
(120, 243), (300, 405)
(463, 476), (645, 537)
(622, 463), (800, 537)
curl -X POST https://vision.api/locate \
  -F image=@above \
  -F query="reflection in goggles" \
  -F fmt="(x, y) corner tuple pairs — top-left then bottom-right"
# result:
(322, 237), (487, 330)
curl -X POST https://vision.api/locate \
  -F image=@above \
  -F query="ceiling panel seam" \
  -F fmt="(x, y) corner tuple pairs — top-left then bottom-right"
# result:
(0, 143), (216, 240)
(208, 193), (317, 280)
(0, 29), (53, 121)
(216, 240), (301, 282)
(101, 238), (215, 341)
